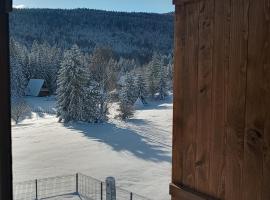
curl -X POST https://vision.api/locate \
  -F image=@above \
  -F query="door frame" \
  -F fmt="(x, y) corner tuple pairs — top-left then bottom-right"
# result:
(0, 0), (13, 200)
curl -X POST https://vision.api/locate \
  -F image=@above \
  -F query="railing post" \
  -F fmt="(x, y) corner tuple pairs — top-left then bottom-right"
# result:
(76, 173), (79, 194)
(35, 179), (38, 200)
(106, 177), (116, 200)
(130, 192), (133, 200)
(101, 182), (103, 200)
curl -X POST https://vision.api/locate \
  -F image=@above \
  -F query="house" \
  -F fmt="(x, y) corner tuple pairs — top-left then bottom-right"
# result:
(25, 79), (50, 97)
(133, 97), (146, 109)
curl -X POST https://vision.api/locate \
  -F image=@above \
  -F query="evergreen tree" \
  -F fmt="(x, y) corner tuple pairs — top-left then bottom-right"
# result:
(96, 84), (109, 123)
(157, 64), (168, 100)
(56, 45), (87, 122)
(10, 57), (26, 98)
(82, 83), (100, 123)
(28, 41), (62, 93)
(106, 58), (118, 92)
(10, 38), (27, 98)
(135, 72), (147, 104)
(147, 52), (162, 98)
(87, 46), (113, 122)
(118, 73), (136, 120)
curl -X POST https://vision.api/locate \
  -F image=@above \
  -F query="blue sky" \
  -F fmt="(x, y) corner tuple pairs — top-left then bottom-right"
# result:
(13, 0), (174, 13)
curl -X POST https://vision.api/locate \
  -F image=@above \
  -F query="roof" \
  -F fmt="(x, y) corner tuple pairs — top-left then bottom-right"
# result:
(25, 79), (45, 97)
(134, 97), (145, 109)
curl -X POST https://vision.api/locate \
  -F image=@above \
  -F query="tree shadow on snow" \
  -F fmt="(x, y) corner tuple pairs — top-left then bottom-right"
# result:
(138, 97), (173, 111)
(65, 121), (171, 163)
(127, 118), (150, 126)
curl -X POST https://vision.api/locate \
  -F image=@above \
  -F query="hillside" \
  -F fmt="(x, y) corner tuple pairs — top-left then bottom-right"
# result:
(10, 9), (174, 63)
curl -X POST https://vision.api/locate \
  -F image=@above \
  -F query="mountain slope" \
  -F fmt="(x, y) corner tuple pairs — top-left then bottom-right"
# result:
(10, 9), (174, 62)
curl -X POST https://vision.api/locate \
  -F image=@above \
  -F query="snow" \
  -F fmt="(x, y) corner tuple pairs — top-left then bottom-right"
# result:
(12, 96), (172, 200)
(42, 194), (83, 200)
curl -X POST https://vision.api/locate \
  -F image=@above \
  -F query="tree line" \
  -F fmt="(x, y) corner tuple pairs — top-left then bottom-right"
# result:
(10, 38), (173, 123)
(10, 8), (173, 64)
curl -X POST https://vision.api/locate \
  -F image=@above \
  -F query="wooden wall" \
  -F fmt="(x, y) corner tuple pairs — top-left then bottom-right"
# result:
(171, 0), (270, 199)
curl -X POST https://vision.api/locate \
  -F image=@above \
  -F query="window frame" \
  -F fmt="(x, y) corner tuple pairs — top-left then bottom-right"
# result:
(0, 0), (13, 199)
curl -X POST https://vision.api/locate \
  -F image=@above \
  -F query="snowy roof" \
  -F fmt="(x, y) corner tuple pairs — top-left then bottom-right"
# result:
(25, 79), (45, 97)
(134, 97), (145, 109)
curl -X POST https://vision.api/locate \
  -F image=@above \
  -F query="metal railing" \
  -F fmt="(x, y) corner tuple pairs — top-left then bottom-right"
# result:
(13, 173), (151, 200)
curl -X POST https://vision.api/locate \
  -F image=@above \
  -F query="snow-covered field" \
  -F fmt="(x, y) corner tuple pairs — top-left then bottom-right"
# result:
(12, 96), (172, 200)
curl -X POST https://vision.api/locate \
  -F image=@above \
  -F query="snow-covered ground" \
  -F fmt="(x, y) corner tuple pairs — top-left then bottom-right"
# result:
(12, 96), (172, 200)
(42, 194), (82, 200)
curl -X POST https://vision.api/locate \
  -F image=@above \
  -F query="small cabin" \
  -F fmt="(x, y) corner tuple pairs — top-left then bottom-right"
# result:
(25, 79), (50, 97)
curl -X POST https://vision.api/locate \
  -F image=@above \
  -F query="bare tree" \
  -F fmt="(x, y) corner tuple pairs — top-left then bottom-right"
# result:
(11, 98), (30, 124)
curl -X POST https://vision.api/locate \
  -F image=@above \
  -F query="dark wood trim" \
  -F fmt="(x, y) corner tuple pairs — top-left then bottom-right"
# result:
(0, 0), (12, 13)
(170, 183), (220, 200)
(173, 0), (203, 5)
(0, 0), (13, 200)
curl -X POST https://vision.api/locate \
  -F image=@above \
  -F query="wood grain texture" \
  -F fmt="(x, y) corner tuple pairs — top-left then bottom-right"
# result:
(172, 5), (186, 185)
(208, 0), (230, 198)
(181, 2), (199, 188)
(225, 0), (249, 200)
(243, 0), (266, 199)
(170, 183), (220, 200)
(171, 0), (270, 199)
(173, 0), (203, 5)
(195, 0), (214, 195)
(262, 0), (270, 199)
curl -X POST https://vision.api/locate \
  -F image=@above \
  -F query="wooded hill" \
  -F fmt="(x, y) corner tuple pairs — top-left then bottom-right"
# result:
(10, 9), (174, 64)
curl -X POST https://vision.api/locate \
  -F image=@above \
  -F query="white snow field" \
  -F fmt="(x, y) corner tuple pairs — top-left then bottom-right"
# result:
(12, 96), (172, 200)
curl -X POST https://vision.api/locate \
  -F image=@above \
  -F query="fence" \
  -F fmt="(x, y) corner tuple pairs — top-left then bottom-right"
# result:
(13, 173), (151, 200)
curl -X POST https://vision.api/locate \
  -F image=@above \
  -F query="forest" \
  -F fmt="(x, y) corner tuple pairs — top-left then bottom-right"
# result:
(10, 9), (174, 63)
(10, 8), (174, 123)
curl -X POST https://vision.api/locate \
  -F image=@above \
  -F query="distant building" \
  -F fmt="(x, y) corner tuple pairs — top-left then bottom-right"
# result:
(134, 97), (146, 109)
(25, 79), (50, 97)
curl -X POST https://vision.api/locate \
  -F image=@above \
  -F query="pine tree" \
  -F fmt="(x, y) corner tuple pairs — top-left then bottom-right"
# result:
(82, 83), (100, 123)
(135, 72), (147, 104)
(157, 64), (168, 100)
(10, 57), (26, 98)
(96, 84), (109, 123)
(86, 46), (114, 122)
(56, 45), (88, 122)
(118, 73), (136, 120)
(147, 52), (162, 99)
(10, 38), (27, 98)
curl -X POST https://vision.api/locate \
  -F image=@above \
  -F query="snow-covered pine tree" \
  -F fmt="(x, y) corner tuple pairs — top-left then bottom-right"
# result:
(10, 39), (27, 98)
(10, 57), (26, 98)
(106, 58), (118, 92)
(28, 41), (63, 94)
(118, 73), (136, 120)
(147, 52), (162, 99)
(86, 47), (114, 122)
(157, 63), (168, 100)
(82, 82), (100, 123)
(42, 43), (62, 93)
(135, 72), (148, 104)
(118, 58), (137, 73)
(96, 84), (109, 123)
(56, 45), (88, 123)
